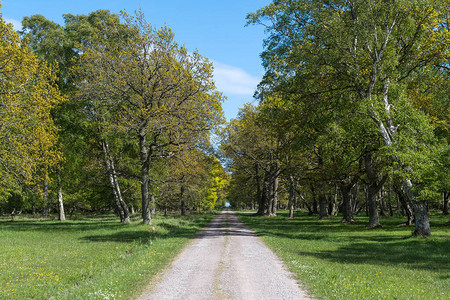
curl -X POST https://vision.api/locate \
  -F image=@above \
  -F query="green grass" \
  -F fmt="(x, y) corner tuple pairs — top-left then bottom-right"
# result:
(0, 212), (216, 299)
(237, 211), (450, 300)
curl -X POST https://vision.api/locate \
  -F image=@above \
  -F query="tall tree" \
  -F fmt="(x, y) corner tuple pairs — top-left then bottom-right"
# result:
(0, 14), (64, 194)
(76, 10), (224, 224)
(248, 0), (449, 236)
(20, 11), (130, 221)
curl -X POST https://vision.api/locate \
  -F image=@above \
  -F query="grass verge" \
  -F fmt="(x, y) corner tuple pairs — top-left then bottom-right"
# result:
(237, 210), (449, 300)
(0, 212), (216, 299)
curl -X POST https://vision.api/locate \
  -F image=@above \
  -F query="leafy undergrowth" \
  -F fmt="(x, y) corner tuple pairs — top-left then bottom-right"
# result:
(0, 212), (215, 299)
(237, 211), (450, 300)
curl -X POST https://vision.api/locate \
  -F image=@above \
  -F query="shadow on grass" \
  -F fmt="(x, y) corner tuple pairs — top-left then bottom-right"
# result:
(80, 216), (214, 244)
(80, 213), (256, 243)
(237, 211), (450, 275)
(0, 213), (214, 241)
(0, 219), (124, 232)
(297, 239), (450, 273)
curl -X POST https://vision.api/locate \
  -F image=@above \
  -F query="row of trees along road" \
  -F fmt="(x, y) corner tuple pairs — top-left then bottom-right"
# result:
(221, 0), (449, 237)
(0, 8), (228, 223)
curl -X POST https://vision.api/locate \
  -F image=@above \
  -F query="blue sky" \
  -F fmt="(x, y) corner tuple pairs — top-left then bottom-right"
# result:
(1, 0), (271, 121)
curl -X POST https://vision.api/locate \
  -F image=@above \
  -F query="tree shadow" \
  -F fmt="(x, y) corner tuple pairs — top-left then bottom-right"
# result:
(80, 216), (215, 244)
(236, 211), (450, 274)
(297, 238), (450, 274)
(0, 219), (124, 232)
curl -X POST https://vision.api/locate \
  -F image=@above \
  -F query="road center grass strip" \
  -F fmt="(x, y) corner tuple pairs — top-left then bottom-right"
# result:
(237, 211), (450, 300)
(0, 213), (215, 299)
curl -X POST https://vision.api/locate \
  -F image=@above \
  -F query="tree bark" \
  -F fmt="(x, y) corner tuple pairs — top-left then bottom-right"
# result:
(309, 184), (318, 215)
(367, 183), (381, 227)
(288, 175), (295, 219)
(379, 187), (386, 217)
(102, 140), (130, 223)
(330, 185), (339, 216)
(271, 162), (280, 217)
(340, 181), (355, 223)
(372, 81), (430, 236)
(443, 192), (449, 215)
(139, 131), (152, 225)
(151, 194), (156, 214)
(42, 179), (48, 217)
(57, 172), (65, 221)
(364, 152), (384, 228)
(264, 170), (273, 216)
(255, 164), (265, 215)
(318, 190), (329, 219)
(394, 184), (414, 226)
(404, 179), (430, 237)
(180, 185), (186, 216)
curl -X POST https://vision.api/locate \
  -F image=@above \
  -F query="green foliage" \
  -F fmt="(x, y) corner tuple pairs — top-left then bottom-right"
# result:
(0, 14), (65, 192)
(6, 8), (225, 217)
(241, 0), (450, 229)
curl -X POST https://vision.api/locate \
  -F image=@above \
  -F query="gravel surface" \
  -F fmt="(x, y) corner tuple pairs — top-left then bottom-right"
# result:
(138, 210), (312, 300)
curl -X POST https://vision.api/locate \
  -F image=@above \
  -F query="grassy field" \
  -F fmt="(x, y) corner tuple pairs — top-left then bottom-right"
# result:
(0, 212), (215, 299)
(237, 210), (450, 300)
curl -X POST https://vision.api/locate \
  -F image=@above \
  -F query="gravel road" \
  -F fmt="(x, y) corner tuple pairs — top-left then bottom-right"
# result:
(138, 210), (312, 300)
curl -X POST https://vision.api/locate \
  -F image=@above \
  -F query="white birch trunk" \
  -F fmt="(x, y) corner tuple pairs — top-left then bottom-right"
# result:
(57, 173), (65, 221)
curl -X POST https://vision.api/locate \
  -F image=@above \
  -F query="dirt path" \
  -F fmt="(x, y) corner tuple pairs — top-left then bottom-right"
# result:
(138, 210), (312, 300)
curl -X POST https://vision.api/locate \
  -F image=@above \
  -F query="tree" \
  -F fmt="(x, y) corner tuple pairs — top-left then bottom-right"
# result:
(0, 14), (64, 195)
(76, 10), (224, 224)
(248, 0), (449, 236)
(21, 11), (130, 222)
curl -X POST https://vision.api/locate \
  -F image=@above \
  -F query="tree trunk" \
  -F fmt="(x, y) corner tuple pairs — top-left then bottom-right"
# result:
(271, 162), (280, 217)
(364, 152), (384, 228)
(294, 191), (299, 210)
(102, 140), (130, 223)
(151, 194), (156, 214)
(352, 183), (359, 213)
(255, 164), (265, 215)
(404, 179), (430, 237)
(367, 183), (381, 227)
(443, 192), (449, 215)
(330, 185), (339, 216)
(42, 179), (48, 217)
(265, 171), (273, 216)
(394, 184), (414, 226)
(388, 183), (394, 216)
(379, 187), (386, 217)
(340, 181), (354, 223)
(139, 132), (151, 225)
(57, 172), (65, 221)
(288, 176), (295, 219)
(309, 184), (318, 215)
(318, 191), (328, 219)
(180, 185), (186, 216)
(372, 82), (430, 236)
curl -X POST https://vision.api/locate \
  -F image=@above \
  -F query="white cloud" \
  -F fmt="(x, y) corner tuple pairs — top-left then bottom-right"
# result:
(4, 18), (22, 31)
(212, 60), (260, 96)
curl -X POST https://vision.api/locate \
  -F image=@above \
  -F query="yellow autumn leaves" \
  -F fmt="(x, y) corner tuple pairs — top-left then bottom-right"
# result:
(0, 16), (65, 190)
